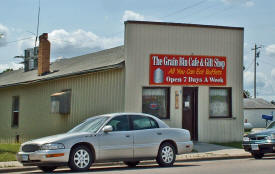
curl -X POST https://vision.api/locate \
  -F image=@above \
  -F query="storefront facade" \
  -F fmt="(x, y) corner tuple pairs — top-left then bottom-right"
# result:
(124, 21), (244, 142)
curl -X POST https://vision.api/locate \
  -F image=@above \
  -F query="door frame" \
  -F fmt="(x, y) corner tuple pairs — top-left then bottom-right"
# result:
(182, 87), (198, 141)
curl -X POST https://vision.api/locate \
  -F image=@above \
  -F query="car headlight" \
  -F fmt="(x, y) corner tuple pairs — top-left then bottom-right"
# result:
(40, 143), (65, 150)
(243, 136), (250, 141)
(266, 134), (275, 140)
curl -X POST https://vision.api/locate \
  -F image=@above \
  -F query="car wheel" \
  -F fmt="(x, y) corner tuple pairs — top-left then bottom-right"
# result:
(252, 152), (264, 159)
(38, 166), (57, 172)
(123, 161), (140, 167)
(69, 145), (93, 172)
(156, 142), (176, 167)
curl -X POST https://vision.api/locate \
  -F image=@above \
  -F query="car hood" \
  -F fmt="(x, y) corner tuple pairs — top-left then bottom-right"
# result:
(249, 129), (275, 137)
(23, 132), (95, 145)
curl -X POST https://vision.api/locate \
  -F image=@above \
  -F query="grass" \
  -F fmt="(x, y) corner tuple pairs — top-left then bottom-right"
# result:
(211, 142), (243, 149)
(0, 144), (20, 162)
(192, 149), (198, 153)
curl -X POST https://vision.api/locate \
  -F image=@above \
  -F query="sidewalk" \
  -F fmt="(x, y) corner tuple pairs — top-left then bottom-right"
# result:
(0, 142), (252, 173)
(177, 142), (250, 161)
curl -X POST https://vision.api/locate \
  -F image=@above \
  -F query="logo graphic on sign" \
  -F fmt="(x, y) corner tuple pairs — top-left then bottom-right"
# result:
(149, 54), (226, 86)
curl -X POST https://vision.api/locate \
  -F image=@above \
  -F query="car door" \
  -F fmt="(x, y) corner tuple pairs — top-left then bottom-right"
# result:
(98, 115), (133, 160)
(131, 115), (162, 158)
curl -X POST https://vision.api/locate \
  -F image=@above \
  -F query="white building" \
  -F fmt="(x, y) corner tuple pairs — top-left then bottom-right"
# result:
(124, 21), (244, 142)
(244, 98), (275, 128)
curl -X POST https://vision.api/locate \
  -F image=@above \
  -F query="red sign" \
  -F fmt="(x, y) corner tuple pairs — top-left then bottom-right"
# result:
(149, 54), (226, 86)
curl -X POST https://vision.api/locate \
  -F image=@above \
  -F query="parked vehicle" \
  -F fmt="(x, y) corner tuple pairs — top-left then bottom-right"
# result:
(17, 113), (193, 172)
(244, 122), (253, 132)
(243, 121), (275, 159)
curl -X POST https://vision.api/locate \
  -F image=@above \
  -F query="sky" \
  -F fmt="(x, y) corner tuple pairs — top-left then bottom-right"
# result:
(0, 0), (275, 101)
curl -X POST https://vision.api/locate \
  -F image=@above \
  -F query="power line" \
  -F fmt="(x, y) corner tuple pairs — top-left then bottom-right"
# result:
(5, 37), (35, 45)
(172, 3), (221, 22)
(244, 59), (254, 71)
(159, 0), (206, 19)
(195, 6), (234, 22)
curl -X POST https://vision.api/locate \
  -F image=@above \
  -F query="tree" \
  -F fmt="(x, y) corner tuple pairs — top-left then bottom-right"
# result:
(271, 100), (275, 105)
(243, 90), (251, 98)
(0, 68), (13, 74)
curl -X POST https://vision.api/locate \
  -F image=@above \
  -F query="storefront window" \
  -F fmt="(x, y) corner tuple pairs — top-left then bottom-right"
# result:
(209, 88), (232, 118)
(142, 88), (170, 119)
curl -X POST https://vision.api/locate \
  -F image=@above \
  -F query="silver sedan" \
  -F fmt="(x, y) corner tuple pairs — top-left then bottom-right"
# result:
(17, 113), (193, 172)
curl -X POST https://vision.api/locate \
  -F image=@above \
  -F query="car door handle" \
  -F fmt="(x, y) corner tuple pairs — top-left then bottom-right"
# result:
(157, 132), (162, 135)
(126, 135), (130, 138)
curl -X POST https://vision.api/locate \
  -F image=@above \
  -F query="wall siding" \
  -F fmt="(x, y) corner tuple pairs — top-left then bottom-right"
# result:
(125, 23), (243, 142)
(244, 109), (275, 128)
(0, 68), (125, 143)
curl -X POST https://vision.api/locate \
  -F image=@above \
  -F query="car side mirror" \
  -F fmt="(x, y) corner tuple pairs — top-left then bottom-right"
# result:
(103, 125), (113, 133)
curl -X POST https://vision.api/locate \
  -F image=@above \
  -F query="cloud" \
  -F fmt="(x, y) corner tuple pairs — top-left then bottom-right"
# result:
(0, 62), (23, 72)
(0, 24), (9, 47)
(121, 10), (145, 22)
(244, 71), (268, 90)
(245, 1), (254, 6)
(271, 68), (275, 79)
(221, 0), (255, 7)
(18, 29), (123, 60)
(266, 44), (275, 57)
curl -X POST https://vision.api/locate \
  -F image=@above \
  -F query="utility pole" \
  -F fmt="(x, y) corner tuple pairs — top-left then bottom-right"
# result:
(252, 44), (261, 98)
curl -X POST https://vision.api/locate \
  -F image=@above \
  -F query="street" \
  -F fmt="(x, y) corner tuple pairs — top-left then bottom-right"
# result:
(12, 157), (275, 174)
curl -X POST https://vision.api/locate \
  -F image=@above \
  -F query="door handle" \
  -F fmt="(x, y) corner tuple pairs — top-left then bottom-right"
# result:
(157, 132), (162, 135)
(126, 135), (130, 138)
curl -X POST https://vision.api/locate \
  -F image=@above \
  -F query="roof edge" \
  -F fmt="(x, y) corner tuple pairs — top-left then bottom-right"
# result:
(125, 20), (244, 31)
(0, 61), (125, 89)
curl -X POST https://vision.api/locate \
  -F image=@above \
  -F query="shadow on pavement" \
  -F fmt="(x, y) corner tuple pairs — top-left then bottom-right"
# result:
(29, 163), (200, 173)
(194, 142), (233, 153)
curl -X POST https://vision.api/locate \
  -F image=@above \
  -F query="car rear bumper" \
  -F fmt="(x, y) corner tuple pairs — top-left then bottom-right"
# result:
(17, 149), (70, 166)
(177, 141), (193, 154)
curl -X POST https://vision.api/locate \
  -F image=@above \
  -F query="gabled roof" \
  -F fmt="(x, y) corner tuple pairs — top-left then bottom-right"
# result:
(244, 98), (275, 109)
(0, 46), (124, 88)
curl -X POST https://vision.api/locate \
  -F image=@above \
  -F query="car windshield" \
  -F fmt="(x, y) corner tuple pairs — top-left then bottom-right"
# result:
(267, 122), (275, 129)
(68, 116), (109, 133)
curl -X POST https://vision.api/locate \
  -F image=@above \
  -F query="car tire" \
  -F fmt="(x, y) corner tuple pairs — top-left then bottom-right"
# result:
(252, 152), (264, 159)
(156, 142), (176, 167)
(38, 166), (57, 172)
(69, 145), (93, 172)
(123, 161), (140, 167)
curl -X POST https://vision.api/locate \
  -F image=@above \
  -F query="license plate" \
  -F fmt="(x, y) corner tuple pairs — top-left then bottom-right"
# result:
(251, 144), (259, 150)
(21, 155), (29, 161)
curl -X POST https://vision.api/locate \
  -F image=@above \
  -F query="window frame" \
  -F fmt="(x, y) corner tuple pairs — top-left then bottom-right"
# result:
(51, 89), (71, 115)
(209, 87), (232, 118)
(11, 96), (20, 128)
(142, 87), (170, 119)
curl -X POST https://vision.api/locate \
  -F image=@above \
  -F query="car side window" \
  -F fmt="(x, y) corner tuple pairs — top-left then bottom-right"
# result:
(107, 115), (130, 131)
(132, 115), (159, 130)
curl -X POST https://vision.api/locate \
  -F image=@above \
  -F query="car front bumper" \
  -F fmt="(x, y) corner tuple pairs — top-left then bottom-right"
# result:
(243, 141), (275, 154)
(17, 149), (70, 166)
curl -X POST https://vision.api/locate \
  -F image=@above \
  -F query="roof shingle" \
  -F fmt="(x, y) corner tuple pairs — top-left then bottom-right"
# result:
(0, 46), (124, 88)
